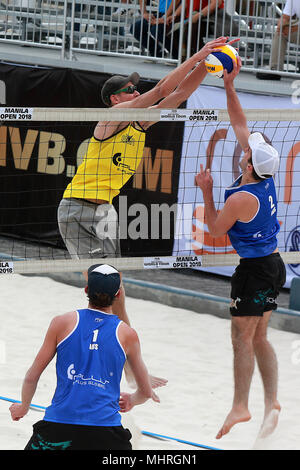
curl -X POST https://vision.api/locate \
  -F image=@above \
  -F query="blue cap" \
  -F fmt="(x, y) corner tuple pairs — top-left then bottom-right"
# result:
(87, 264), (121, 297)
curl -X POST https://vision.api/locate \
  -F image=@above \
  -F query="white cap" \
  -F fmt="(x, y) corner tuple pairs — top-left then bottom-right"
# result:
(248, 132), (279, 179)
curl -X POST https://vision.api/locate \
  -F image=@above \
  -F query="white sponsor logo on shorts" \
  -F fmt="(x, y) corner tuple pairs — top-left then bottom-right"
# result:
(230, 297), (241, 309)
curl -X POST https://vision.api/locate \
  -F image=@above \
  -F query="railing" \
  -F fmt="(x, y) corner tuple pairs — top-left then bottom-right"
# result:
(0, 0), (299, 77)
(230, 0), (300, 77)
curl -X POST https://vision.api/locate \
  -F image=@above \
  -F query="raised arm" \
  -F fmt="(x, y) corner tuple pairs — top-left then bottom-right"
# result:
(195, 165), (240, 237)
(95, 37), (234, 138)
(154, 60), (207, 110)
(151, 36), (234, 100)
(223, 57), (250, 150)
(141, 37), (240, 128)
(116, 37), (237, 112)
(95, 37), (240, 138)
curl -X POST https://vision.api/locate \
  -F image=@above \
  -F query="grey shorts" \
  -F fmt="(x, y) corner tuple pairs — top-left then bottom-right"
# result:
(57, 198), (121, 259)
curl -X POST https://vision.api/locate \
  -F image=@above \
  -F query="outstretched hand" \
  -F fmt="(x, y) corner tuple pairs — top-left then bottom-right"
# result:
(223, 55), (242, 85)
(119, 389), (160, 413)
(196, 36), (240, 62)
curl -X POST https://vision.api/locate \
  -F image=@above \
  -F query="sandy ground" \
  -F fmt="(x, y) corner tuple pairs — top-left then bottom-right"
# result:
(0, 274), (300, 451)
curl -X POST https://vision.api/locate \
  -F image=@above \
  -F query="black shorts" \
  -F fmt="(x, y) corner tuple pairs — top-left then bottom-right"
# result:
(25, 420), (132, 451)
(230, 252), (286, 317)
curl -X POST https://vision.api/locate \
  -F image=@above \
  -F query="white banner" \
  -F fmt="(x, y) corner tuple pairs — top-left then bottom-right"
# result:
(173, 85), (300, 288)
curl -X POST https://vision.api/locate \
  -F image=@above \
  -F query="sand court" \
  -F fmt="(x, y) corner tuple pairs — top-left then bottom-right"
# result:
(0, 274), (300, 451)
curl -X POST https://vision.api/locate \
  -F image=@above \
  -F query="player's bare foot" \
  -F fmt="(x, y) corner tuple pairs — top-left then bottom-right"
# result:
(257, 402), (281, 439)
(216, 407), (251, 439)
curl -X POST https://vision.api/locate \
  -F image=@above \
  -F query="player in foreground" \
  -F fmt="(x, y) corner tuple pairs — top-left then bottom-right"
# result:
(10, 264), (159, 450)
(195, 58), (285, 440)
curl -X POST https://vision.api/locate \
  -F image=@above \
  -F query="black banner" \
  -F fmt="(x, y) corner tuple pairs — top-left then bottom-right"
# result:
(0, 63), (184, 256)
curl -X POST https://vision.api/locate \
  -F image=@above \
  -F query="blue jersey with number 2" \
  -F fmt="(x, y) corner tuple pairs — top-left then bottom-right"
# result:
(224, 175), (280, 258)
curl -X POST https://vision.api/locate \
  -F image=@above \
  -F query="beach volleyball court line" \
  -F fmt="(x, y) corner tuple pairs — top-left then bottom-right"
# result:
(0, 395), (46, 412)
(0, 396), (222, 451)
(141, 430), (223, 450)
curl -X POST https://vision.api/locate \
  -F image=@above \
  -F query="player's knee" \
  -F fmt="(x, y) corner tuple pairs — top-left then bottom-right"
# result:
(253, 331), (268, 348)
(231, 320), (258, 346)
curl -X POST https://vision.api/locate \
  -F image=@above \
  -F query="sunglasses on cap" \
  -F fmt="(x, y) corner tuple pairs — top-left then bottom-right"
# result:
(113, 85), (137, 95)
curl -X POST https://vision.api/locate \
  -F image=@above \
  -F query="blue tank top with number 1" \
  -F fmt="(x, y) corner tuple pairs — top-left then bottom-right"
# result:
(224, 175), (280, 258)
(44, 308), (126, 426)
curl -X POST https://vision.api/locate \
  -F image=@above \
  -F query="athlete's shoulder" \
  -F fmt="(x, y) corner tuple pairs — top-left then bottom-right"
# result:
(225, 190), (258, 222)
(51, 310), (77, 325)
(117, 322), (139, 354)
(118, 321), (138, 339)
(50, 311), (78, 340)
(93, 121), (130, 141)
(226, 189), (255, 205)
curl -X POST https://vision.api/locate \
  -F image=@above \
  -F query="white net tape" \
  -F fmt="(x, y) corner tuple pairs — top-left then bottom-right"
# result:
(0, 107), (299, 273)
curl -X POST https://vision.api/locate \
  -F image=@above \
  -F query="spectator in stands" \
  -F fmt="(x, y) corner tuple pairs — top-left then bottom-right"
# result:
(169, 0), (236, 61)
(256, 0), (300, 81)
(112, 0), (135, 18)
(130, 0), (174, 58)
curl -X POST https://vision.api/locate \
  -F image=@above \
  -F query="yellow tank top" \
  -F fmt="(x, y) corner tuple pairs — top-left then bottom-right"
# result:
(63, 123), (146, 203)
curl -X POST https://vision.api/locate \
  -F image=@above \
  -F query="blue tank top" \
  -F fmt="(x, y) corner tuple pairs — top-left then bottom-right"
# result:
(224, 175), (280, 258)
(44, 308), (126, 426)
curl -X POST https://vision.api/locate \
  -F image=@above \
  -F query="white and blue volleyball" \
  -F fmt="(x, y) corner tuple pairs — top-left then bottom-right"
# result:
(205, 44), (239, 78)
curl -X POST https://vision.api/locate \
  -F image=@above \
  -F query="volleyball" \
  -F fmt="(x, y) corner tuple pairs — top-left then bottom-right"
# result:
(204, 44), (239, 78)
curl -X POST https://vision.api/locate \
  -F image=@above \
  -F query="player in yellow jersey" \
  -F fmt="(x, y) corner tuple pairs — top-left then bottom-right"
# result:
(58, 36), (238, 263)
(58, 36), (238, 389)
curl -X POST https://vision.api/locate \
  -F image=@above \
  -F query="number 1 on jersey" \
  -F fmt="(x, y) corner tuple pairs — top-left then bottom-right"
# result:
(89, 329), (99, 350)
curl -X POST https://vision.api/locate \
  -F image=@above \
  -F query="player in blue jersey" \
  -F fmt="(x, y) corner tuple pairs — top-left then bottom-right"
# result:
(195, 57), (286, 441)
(9, 264), (160, 450)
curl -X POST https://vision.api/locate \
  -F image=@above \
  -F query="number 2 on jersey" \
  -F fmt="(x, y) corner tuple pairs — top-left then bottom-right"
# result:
(269, 195), (276, 216)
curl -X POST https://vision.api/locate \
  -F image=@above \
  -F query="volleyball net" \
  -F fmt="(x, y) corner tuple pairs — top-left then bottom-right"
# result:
(0, 107), (299, 275)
